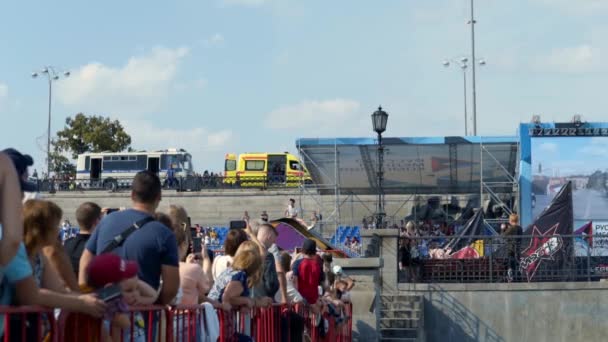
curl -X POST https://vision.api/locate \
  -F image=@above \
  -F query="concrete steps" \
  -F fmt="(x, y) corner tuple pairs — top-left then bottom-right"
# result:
(380, 293), (424, 342)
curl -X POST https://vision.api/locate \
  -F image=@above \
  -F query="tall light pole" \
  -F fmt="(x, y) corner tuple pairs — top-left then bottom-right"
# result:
(371, 106), (388, 229)
(32, 67), (70, 178)
(443, 57), (485, 136)
(468, 0), (479, 135)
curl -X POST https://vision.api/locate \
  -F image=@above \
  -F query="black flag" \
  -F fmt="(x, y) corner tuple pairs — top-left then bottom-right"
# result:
(445, 210), (487, 259)
(519, 181), (573, 282)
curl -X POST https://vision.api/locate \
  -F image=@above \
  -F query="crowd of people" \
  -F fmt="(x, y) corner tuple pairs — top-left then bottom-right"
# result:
(397, 215), (524, 283)
(0, 148), (354, 341)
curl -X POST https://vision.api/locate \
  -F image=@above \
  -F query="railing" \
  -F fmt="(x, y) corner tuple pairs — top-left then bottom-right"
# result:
(398, 234), (607, 283)
(0, 303), (353, 342)
(34, 175), (314, 193)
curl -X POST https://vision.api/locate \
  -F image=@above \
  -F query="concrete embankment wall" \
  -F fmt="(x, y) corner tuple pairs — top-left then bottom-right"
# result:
(42, 190), (426, 231)
(399, 281), (608, 342)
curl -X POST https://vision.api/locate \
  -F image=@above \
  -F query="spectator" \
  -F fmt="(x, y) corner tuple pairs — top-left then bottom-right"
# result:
(502, 213), (523, 282)
(208, 249), (262, 309)
(274, 252), (303, 304)
(64, 202), (102, 278)
(167, 205), (211, 305)
(0, 157), (105, 339)
(212, 228), (248, 281)
(292, 239), (324, 313)
(79, 170), (179, 305)
(85, 253), (158, 341)
(428, 241), (452, 259)
(19, 199), (106, 308)
(285, 198), (298, 218)
(0, 152), (23, 266)
(260, 211), (269, 222)
(250, 223), (287, 305)
(3, 148), (80, 291)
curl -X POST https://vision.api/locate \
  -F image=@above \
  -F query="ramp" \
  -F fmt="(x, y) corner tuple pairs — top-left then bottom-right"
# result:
(270, 218), (346, 257)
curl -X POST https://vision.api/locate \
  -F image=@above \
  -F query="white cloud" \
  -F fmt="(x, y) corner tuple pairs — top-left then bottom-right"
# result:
(201, 33), (225, 47)
(539, 142), (558, 153)
(123, 119), (235, 172)
(265, 99), (361, 130)
(535, 45), (602, 73)
(209, 33), (224, 44)
(0, 83), (7, 110)
(56, 46), (189, 116)
(581, 137), (608, 157)
(207, 130), (233, 147)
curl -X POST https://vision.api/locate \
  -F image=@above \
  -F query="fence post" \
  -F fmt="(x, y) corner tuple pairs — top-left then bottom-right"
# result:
(489, 235), (493, 282)
(587, 234), (591, 282)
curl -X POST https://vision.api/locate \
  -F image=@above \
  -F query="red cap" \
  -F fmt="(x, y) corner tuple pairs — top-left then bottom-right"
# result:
(87, 254), (139, 288)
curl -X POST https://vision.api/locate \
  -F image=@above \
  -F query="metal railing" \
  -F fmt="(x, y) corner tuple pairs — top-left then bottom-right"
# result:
(398, 234), (605, 283)
(1, 303), (353, 342)
(33, 175), (314, 193)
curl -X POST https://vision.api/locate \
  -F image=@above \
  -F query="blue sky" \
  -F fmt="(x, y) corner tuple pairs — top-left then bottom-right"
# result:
(2, 0), (608, 172)
(532, 137), (608, 176)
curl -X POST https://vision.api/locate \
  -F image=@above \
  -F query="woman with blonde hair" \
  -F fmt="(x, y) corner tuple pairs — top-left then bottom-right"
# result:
(207, 248), (262, 309)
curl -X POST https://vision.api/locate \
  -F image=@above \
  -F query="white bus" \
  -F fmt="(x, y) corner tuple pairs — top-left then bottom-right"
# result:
(75, 148), (194, 189)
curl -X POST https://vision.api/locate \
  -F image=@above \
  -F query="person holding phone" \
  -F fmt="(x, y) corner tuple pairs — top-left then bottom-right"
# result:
(85, 253), (158, 341)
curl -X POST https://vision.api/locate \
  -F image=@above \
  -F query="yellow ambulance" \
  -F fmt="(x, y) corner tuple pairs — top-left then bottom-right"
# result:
(224, 152), (313, 187)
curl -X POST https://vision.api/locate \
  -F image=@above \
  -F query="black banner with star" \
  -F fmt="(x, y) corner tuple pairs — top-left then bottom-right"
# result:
(520, 181), (574, 282)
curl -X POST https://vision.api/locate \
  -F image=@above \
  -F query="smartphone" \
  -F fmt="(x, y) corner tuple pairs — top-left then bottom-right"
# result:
(96, 284), (122, 302)
(230, 220), (247, 230)
(105, 208), (120, 215)
(192, 237), (202, 253)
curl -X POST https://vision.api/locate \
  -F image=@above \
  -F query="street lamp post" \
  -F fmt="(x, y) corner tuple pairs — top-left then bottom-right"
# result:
(443, 57), (485, 136)
(371, 106), (388, 229)
(468, 0), (479, 135)
(32, 67), (70, 178)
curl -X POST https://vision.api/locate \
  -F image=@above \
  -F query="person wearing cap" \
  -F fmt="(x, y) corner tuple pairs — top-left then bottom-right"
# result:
(79, 170), (179, 306)
(85, 253), (157, 341)
(3, 148), (81, 292)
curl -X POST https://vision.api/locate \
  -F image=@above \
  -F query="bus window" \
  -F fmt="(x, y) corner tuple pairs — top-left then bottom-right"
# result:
(225, 159), (236, 171)
(245, 160), (265, 171)
(183, 154), (193, 172)
(289, 160), (301, 171)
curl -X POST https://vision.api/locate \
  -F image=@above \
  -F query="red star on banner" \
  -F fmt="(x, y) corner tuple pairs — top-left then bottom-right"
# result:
(519, 223), (561, 282)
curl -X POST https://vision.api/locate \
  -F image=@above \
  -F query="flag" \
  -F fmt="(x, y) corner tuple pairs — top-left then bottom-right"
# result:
(574, 221), (593, 257)
(519, 181), (573, 282)
(446, 210), (487, 259)
(574, 221), (593, 247)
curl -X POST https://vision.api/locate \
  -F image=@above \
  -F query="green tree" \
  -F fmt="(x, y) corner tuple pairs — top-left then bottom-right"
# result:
(49, 151), (76, 178)
(55, 113), (132, 159)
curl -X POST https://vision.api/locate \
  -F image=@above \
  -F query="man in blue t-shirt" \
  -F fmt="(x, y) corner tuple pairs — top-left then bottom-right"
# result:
(79, 170), (179, 305)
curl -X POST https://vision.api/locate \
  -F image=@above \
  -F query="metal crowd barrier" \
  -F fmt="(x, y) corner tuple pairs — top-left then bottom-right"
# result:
(1, 303), (353, 342)
(0, 305), (57, 342)
(34, 175), (313, 193)
(399, 234), (607, 283)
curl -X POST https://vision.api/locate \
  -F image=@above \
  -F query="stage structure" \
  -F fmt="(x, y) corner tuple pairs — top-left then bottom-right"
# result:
(519, 119), (608, 233)
(296, 136), (519, 233)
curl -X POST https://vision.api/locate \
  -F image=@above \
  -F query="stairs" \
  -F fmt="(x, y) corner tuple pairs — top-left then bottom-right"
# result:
(379, 294), (425, 342)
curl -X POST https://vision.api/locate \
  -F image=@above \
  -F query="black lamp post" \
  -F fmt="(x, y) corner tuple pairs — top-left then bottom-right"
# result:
(372, 106), (388, 228)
